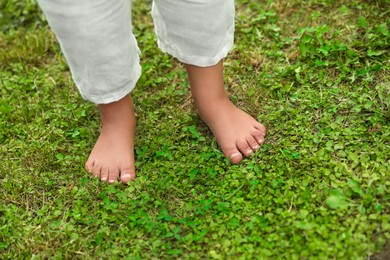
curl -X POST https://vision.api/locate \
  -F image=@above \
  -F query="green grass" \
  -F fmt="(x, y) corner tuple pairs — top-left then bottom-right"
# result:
(1, 0), (389, 258)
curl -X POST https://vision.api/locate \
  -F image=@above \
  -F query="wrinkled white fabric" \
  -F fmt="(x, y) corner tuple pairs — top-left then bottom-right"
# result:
(38, 0), (235, 104)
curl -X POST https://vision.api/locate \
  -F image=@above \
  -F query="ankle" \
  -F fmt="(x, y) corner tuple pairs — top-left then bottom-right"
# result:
(98, 95), (135, 128)
(194, 94), (231, 111)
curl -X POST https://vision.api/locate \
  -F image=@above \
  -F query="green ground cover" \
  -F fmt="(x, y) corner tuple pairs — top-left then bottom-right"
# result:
(1, 0), (389, 258)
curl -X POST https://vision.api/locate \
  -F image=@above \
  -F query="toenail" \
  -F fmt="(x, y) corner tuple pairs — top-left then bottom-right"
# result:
(109, 179), (115, 184)
(246, 150), (253, 155)
(253, 145), (260, 150)
(121, 174), (131, 180)
(101, 177), (107, 181)
(229, 153), (241, 159)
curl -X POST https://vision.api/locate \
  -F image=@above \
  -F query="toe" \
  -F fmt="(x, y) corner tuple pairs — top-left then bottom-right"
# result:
(247, 135), (260, 152)
(120, 166), (135, 184)
(85, 160), (94, 175)
(108, 168), (120, 184)
(221, 145), (243, 164)
(100, 167), (109, 182)
(254, 123), (267, 135)
(258, 136), (265, 145)
(92, 163), (102, 179)
(237, 139), (253, 157)
(251, 128), (266, 145)
(229, 152), (243, 164)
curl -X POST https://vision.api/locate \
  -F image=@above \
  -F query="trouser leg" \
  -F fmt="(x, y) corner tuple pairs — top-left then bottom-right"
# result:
(38, 0), (141, 104)
(152, 0), (235, 67)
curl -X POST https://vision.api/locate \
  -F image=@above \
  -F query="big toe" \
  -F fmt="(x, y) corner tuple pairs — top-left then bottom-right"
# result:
(222, 145), (243, 164)
(120, 166), (135, 184)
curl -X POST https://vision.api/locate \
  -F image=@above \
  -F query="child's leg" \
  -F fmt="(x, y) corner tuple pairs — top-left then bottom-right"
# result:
(38, 0), (139, 183)
(152, 0), (266, 163)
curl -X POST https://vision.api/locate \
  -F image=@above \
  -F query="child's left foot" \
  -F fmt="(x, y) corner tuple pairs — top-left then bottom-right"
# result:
(197, 98), (266, 164)
(186, 61), (266, 164)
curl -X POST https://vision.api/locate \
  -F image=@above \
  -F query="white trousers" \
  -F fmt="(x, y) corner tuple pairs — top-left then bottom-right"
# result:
(38, 0), (235, 104)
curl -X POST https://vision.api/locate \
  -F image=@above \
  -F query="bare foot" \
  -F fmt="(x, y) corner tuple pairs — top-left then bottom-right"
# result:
(85, 95), (136, 184)
(186, 61), (266, 164)
(198, 99), (266, 163)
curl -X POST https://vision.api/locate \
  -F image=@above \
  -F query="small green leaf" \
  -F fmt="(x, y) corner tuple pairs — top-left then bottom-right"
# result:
(326, 195), (349, 209)
(358, 17), (368, 28)
(347, 179), (364, 195)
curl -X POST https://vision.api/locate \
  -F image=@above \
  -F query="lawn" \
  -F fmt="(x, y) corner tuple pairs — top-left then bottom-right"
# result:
(0, 0), (389, 258)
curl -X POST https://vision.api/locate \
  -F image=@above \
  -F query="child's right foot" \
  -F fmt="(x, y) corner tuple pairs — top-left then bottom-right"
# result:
(85, 95), (136, 184)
